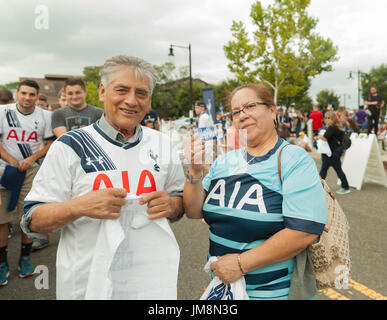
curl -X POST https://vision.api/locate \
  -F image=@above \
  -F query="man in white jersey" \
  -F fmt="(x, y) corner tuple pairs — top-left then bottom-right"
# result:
(0, 80), (55, 286)
(194, 100), (214, 129)
(21, 55), (185, 299)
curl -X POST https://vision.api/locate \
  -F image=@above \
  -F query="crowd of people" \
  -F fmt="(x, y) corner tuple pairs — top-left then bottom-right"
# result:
(0, 54), (385, 300)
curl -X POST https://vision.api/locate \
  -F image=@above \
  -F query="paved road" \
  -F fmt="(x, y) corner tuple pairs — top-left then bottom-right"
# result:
(1, 153), (386, 300)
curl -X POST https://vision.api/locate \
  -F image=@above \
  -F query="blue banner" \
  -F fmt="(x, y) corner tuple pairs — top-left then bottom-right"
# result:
(202, 88), (216, 123)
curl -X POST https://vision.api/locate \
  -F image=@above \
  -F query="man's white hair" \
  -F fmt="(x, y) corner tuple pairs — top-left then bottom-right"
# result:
(100, 55), (158, 92)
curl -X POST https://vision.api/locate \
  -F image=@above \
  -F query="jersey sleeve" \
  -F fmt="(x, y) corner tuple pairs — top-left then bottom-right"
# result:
(163, 138), (185, 196)
(24, 140), (75, 206)
(280, 145), (327, 235)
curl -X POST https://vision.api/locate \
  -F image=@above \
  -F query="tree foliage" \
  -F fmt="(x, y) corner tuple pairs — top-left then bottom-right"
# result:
(361, 64), (387, 105)
(224, 0), (339, 106)
(0, 81), (19, 91)
(83, 66), (102, 86)
(82, 66), (103, 109)
(213, 78), (240, 111)
(85, 81), (104, 109)
(316, 89), (340, 109)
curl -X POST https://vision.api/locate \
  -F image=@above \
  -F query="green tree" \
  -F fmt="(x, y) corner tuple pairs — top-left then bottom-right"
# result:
(152, 61), (207, 118)
(83, 66), (102, 86)
(316, 89), (340, 109)
(175, 80), (207, 116)
(361, 64), (387, 106)
(85, 81), (104, 109)
(0, 81), (19, 91)
(213, 78), (240, 111)
(296, 94), (314, 112)
(223, 0), (339, 105)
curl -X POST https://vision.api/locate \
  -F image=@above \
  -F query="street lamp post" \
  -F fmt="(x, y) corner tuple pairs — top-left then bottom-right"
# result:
(341, 93), (351, 107)
(168, 43), (193, 118)
(347, 70), (369, 107)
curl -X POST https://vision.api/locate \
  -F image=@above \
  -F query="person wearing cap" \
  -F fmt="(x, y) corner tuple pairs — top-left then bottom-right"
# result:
(141, 108), (160, 130)
(0, 80), (55, 286)
(195, 101), (214, 129)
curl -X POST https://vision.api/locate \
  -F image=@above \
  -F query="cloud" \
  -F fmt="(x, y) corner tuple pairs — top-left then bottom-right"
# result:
(0, 0), (386, 110)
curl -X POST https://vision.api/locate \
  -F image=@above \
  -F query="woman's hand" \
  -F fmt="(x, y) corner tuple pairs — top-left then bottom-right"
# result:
(316, 135), (327, 141)
(210, 254), (244, 284)
(184, 133), (205, 176)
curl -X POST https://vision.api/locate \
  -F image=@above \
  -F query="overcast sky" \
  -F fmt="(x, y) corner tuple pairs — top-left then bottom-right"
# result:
(1, 0), (386, 109)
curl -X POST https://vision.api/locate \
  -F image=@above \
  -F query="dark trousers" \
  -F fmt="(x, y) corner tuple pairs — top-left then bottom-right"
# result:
(367, 110), (379, 135)
(320, 146), (349, 190)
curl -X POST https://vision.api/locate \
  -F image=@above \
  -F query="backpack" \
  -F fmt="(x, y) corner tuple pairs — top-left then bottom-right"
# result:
(341, 131), (352, 150)
(278, 145), (351, 289)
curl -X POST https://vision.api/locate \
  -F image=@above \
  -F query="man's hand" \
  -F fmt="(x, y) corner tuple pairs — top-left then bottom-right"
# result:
(76, 188), (127, 220)
(140, 190), (177, 220)
(7, 158), (19, 168)
(19, 155), (37, 172)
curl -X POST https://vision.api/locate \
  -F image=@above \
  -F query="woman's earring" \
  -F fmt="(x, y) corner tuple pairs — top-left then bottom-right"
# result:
(273, 119), (278, 129)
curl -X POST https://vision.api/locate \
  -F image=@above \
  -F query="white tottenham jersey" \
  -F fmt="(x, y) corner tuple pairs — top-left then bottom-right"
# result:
(24, 124), (185, 299)
(198, 112), (214, 128)
(0, 103), (54, 166)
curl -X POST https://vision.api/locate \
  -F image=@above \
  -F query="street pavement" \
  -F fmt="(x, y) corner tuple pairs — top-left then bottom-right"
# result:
(0, 148), (386, 300)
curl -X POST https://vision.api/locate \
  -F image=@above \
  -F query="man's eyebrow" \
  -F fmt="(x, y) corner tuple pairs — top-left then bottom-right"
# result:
(20, 91), (36, 95)
(113, 84), (149, 91)
(113, 84), (130, 89)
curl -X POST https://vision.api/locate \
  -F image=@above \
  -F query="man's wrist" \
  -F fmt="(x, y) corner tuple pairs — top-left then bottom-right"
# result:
(31, 154), (40, 162)
(167, 196), (184, 223)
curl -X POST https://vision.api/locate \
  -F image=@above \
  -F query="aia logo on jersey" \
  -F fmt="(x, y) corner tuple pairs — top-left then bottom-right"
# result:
(92, 170), (157, 195)
(6, 129), (38, 142)
(149, 149), (160, 172)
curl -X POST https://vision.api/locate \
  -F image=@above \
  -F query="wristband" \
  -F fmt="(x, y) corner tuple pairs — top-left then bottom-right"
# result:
(186, 170), (203, 184)
(237, 254), (246, 275)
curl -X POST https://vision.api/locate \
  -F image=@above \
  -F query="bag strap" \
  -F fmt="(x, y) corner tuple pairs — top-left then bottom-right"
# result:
(278, 144), (330, 233)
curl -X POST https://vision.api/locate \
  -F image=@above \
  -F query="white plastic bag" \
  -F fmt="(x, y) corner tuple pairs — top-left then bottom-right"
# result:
(200, 257), (249, 300)
(316, 139), (332, 157)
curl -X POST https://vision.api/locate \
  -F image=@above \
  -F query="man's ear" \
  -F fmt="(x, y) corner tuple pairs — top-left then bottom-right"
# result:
(99, 83), (105, 102)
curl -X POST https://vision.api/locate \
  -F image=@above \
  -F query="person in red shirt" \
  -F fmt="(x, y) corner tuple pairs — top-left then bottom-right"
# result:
(309, 106), (324, 135)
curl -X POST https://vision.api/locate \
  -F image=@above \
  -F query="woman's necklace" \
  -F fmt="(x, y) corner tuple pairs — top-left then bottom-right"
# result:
(231, 151), (258, 175)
